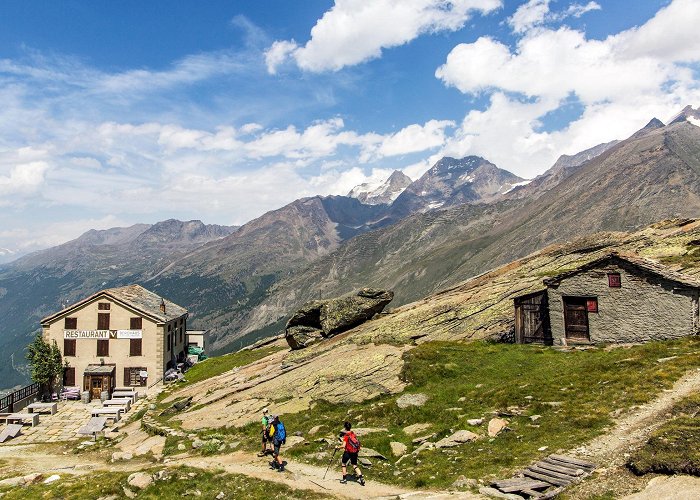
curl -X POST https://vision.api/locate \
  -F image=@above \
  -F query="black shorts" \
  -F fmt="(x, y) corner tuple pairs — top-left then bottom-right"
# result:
(342, 451), (358, 466)
(273, 442), (282, 456)
(261, 432), (269, 443)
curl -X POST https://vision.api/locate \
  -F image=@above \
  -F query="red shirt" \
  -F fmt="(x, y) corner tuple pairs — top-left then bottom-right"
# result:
(342, 431), (358, 452)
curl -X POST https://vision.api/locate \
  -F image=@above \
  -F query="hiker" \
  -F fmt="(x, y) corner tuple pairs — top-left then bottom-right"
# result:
(269, 415), (286, 472)
(337, 421), (365, 486)
(258, 408), (272, 456)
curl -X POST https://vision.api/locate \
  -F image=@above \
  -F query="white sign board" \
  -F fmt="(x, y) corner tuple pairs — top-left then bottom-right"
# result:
(116, 330), (143, 339)
(63, 329), (143, 339)
(139, 371), (148, 378)
(63, 330), (110, 339)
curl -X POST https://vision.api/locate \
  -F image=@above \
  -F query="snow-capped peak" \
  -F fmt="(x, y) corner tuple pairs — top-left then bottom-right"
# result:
(348, 170), (413, 205)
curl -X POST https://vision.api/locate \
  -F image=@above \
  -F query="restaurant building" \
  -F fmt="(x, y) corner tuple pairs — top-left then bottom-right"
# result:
(41, 284), (188, 399)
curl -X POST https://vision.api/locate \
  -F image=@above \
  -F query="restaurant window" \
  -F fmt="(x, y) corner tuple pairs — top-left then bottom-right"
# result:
(130, 338), (142, 356)
(63, 367), (75, 386)
(64, 339), (76, 356)
(97, 339), (109, 356)
(98, 302), (111, 310)
(124, 367), (147, 387)
(64, 317), (77, 329)
(98, 313), (110, 330)
(130, 317), (143, 329)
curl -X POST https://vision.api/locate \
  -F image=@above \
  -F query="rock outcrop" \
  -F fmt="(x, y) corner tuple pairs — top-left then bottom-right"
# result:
(286, 288), (393, 349)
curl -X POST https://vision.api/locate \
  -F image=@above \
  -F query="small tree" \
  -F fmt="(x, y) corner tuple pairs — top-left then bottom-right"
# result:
(26, 333), (64, 400)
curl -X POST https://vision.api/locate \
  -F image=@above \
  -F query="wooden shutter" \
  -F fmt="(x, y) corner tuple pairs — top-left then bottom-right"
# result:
(130, 338), (142, 356)
(97, 339), (109, 356)
(64, 339), (76, 356)
(64, 367), (75, 386)
(98, 302), (111, 310)
(124, 367), (131, 386)
(64, 317), (77, 329)
(130, 317), (142, 329)
(98, 313), (110, 330)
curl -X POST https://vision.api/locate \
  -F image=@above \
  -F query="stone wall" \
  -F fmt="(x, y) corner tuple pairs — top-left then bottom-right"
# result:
(548, 263), (699, 344)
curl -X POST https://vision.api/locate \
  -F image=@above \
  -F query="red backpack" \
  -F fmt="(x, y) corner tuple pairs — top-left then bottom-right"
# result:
(345, 431), (361, 453)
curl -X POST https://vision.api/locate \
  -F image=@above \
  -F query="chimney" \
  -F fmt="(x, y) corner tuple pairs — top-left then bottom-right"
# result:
(160, 298), (166, 313)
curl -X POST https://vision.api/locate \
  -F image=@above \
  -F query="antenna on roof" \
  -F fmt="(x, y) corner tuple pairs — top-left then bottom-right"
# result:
(160, 298), (166, 313)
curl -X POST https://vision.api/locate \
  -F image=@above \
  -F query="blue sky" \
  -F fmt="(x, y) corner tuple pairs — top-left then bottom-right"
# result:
(0, 0), (698, 259)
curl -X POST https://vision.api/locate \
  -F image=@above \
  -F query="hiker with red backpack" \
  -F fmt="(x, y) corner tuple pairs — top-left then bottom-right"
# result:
(336, 421), (365, 486)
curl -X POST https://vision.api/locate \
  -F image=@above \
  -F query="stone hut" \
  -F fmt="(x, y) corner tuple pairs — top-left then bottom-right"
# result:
(514, 253), (700, 345)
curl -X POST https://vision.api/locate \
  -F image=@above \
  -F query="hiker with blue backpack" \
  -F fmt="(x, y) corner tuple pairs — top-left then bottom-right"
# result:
(268, 415), (287, 472)
(336, 421), (365, 486)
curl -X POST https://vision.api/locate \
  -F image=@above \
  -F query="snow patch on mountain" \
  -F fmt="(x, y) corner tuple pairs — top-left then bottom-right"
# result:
(502, 180), (532, 194)
(348, 170), (412, 205)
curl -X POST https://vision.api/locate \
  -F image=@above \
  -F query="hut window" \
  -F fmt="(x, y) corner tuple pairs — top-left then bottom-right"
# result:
(64, 317), (77, 329)
(64, 367), (75, 386)
(124, 367), (147, 387)
(97, 313), (110, 330)
(130, 317), (142, 329)
(130, 338), (142, 356)
(586, 298), (598, 313)
(64, 339), (76, 356)
(608, 273), (621, 288)
(98, 303), (111, 310)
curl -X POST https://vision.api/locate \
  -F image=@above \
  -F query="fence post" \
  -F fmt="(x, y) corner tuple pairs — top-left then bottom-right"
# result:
(9, 391), (14, 413)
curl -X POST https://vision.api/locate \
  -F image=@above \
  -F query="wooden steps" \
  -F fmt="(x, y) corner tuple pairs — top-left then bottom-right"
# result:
(491, 454), (596, 498)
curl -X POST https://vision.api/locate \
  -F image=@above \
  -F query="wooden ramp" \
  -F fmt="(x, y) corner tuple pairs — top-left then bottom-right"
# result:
(491, 454), (596, 498)
(0, 424), (23, 443)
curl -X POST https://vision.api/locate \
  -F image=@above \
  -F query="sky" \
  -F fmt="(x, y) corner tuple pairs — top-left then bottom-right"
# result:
(0, 0), (699, 259)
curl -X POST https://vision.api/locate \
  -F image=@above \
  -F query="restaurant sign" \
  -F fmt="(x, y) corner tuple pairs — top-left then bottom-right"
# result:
(64, 329), (143, 339)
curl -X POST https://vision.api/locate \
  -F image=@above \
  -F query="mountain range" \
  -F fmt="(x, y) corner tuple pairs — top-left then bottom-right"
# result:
(1, 106), (699, 390)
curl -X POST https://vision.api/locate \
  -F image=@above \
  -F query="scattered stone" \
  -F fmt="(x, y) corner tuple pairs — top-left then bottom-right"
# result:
(530, 415), (542, 422)
(390, 441), (408, 457)
(479, 486), (524, 499)
(184, 490), (202, 497)
(192, 438), (205, 449)
(285, 436), (305, 448)
(451, 476), (478, 489)
(445, 407), (462, 411)
(22, 473), (43, 484)
(467, 418), (483, 426)
(412, 442), (435, 455)
(229, 441), (240, 449)
(403, 423), (431, 435)
(122, 487), (136, 499)
(294, 431), (303, 437)
(0, 477), (26, 488)
(436, 430), (480, 448)
(216, 492), (225, 500)
(352, 427), (388, 436)
(111, 452), (133, 462)
(538, 446), (548, 451)
(127, 472), (153, 490)
(487, 418), (509, 437)
(412, 433), (436, 445)
(177, 443), (186, 451)
(475, 384), (484, 388)
(657, 356), (679, 363)
(396, 393), (428, 409)
(218, 445), (226, 452)
(359, 458), (373, 466)
(458, 397), (467, 402)
(359, 447), (387, 460)
(43, 475), (60, 484)
(308, 425), (323, 435)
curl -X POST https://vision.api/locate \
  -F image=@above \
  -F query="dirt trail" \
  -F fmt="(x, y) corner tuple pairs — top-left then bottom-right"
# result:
(571, 367), (700, 465)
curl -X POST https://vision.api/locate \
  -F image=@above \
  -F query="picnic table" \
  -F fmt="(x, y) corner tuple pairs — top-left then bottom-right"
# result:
(78, 417), (107, 437)
(90, 407), (122, 422)
(26, 402), (58, 415)
(103, 398), (131, 411)
(112, 390), (138, 403)
(0, 413), (40, 427)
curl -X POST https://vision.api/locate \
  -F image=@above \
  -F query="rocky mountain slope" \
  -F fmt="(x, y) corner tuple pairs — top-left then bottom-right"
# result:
(233, 118), (700, 344)
(347, 170), (412, 205)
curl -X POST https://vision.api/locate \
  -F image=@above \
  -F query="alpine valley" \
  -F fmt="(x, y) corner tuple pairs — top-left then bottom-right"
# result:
(1, 107), (699, 391)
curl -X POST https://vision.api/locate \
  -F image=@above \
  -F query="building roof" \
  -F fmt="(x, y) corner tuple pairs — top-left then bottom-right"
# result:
(84, 365), (115, 375)
(543, 253), (700, 289)
(41, 284), (188, 325)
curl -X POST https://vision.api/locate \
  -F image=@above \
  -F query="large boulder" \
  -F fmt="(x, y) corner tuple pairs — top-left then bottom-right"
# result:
(286, 288), (393, 349)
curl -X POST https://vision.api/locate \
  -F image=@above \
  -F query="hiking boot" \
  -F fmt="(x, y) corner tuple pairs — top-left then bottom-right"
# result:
(257, 452), (265, 457)
(278, 465), (285, 472)
(339, 478), (347, 484)
(358, 475), (365, 486)
(269, 461), (278, 469)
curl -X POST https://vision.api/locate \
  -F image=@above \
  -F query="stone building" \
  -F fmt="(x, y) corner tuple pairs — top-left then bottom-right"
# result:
(41, 285), (188, 399)
(514, 253), (700, 345)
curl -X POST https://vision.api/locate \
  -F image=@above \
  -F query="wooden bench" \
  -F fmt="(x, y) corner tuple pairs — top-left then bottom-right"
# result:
(26, 402), (58, 415)
(0, 413), (40, 427)
(103, 398), (131, 411)
(112, 391), (138, 403)
(90, 408), (122, 422)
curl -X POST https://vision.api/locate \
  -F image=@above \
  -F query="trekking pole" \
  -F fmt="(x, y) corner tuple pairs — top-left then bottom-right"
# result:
(323, 447), (338, 480)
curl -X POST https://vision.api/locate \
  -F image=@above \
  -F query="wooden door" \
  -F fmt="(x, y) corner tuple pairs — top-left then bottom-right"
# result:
(514, 292), (551, 344)
(90, 376), (103, 400)
(563, 297), (590, 340)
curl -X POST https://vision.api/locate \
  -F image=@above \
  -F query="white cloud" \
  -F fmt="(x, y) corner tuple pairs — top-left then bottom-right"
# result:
(370, 119), (455, 159)
(507, 0), (601, 34)
(265, 0), (502, 73)
(436, 0), (700, 177)
(0, 161), (50, 196)
(565, 2), (601, 18)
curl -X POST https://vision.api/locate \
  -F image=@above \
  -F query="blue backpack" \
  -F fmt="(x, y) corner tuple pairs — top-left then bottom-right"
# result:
(275, 421), (286, 444)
